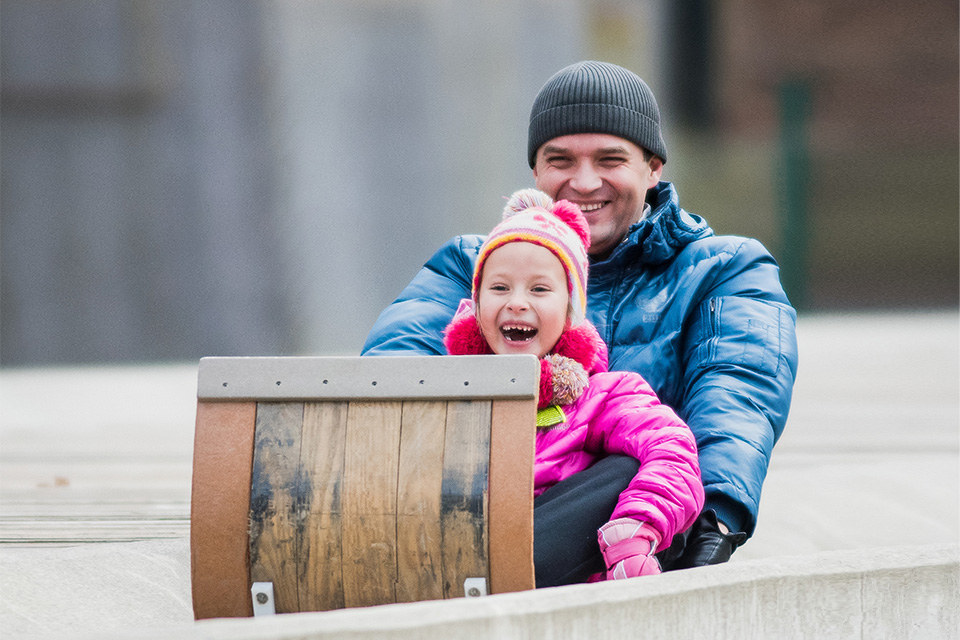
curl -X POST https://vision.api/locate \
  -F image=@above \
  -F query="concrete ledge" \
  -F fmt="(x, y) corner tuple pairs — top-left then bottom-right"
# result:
(79, 543), (958, 640)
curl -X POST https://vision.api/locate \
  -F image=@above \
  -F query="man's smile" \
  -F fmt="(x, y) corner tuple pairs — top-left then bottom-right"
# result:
(575, 202), (608, 213)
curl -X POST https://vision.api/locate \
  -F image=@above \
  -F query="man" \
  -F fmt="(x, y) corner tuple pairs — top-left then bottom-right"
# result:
(362, 61), (798, 581)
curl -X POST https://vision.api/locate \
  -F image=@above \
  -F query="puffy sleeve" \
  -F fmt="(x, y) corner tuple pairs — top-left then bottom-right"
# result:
(680, 237), (799, 536)
(581, 373), (705, 545)
(361, 235), (484, 356)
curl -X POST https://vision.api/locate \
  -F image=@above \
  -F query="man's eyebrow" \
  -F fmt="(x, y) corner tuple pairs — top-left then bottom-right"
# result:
(596, 146), (630, 156)
(540, 144), (570, 156)
(540, 144), (631, 156)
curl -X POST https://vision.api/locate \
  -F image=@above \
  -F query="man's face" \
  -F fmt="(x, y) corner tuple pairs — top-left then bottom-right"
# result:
(533, 133), (663, 259)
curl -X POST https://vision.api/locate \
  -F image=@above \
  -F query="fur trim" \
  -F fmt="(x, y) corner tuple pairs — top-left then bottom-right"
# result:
(538, 358), (554, 407)
(442, 310), (492, 356)
(553, 322), (608, 374)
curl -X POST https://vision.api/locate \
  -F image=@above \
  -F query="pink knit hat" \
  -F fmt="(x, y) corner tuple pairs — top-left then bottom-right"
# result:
(444, 189), (608, 411)
(472, 188), (591, 325)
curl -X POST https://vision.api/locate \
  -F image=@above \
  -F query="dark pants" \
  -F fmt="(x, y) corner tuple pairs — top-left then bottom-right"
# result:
(533, 455), (746, 587)
(533, 455), (640, 587)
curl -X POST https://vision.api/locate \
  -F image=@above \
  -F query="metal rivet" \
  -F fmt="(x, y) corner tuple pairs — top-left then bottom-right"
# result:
(467, 587), (481, 597)
(255, 592), (269, 604)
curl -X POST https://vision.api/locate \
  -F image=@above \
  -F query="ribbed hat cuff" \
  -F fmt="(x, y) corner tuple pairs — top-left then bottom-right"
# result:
(528, 103), (667, 167)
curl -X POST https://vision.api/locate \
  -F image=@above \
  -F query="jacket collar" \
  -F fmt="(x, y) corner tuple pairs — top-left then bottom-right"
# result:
(591, 181), (714, 268)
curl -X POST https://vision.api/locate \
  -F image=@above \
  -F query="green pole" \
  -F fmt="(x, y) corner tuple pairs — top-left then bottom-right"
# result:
(778, 79), (811, 310)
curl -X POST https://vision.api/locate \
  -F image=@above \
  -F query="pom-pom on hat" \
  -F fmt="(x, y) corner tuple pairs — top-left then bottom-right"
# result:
(473, 188), (591, 325)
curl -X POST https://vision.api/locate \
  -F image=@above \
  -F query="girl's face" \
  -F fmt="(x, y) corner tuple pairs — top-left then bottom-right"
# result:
(476, 242), (569, 358)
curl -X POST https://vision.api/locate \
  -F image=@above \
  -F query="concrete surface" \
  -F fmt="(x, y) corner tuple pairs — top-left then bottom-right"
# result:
(73, 544), (960, 640)
(1, 311), (958, 638)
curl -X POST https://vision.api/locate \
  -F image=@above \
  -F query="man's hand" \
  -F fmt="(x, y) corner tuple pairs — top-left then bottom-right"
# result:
(662, 509), (747, 570)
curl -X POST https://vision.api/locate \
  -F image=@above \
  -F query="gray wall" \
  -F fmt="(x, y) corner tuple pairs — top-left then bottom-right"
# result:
(5, 1), (954, 365)
(259, 0), (596, 355)
(1, 1), (286, 363)
(1, 0), (668, 365)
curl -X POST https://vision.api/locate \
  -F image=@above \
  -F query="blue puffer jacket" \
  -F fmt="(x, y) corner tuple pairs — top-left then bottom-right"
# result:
(362, 181), (799, 537)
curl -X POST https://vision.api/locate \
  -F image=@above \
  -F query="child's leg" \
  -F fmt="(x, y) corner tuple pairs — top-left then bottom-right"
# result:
(533, 454), (640, 587)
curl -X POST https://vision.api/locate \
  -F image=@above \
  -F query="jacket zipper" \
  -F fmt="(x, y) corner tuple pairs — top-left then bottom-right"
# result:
(709, 298), (719, 360)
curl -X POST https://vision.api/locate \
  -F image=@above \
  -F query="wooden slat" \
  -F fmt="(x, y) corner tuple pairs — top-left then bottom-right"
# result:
(190, 401), (257, 619)
(1, 488), (189, 546)
(395, 401), (447, 603)
(341, 401), (402, 608)
(439, 401), (491, 598)
(297, 401), (348, 611)
(489, 399), (536, 593)
(248, 402), (304, 614)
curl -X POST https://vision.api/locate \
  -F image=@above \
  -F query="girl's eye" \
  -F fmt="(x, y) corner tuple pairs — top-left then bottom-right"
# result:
(490, 284), (508, 292)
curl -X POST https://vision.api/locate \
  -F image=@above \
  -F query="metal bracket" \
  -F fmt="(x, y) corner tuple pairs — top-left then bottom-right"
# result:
(464, 577), (487, 598)
(251, 581), (276, 616)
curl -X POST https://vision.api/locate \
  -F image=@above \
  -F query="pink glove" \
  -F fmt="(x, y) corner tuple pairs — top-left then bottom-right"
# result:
(598, 518), (662, 579)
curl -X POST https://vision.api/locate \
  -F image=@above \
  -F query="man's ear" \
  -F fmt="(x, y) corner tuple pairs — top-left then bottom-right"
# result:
(647, 157), (664, 187)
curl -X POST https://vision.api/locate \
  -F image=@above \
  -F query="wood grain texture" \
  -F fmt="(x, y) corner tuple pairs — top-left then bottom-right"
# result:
(341, 401), (402, 608)
(396, 401), (447, 602)
(489, 399), (536, 593)
(439, 401), (491, 598)
(190, 401), (257, 619)
(193, 372), (535, 616)
(297, 401), (348, 611)
(248, 402), (304, 613)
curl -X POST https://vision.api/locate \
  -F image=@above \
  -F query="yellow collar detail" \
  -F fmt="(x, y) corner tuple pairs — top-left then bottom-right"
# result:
(536, 405), (567, 429)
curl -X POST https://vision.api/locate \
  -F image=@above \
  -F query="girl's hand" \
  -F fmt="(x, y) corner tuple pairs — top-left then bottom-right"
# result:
(598, 518), (661, 579)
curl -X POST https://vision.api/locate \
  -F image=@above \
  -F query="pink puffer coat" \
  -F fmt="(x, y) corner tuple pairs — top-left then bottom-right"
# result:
(535, 370), (704, 545)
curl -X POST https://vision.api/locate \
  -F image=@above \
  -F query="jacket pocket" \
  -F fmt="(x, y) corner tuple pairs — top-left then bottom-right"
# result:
(701, 297), (784, 377)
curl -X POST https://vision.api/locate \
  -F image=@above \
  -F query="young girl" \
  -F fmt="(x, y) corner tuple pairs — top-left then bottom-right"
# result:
(443, 189), (704, 583)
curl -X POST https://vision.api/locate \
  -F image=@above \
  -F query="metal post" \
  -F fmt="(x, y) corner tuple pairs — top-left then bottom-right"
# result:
(778, 79), (812, 310)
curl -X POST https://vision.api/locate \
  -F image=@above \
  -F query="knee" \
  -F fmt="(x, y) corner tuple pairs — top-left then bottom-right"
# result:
(600, 454), (640, 477)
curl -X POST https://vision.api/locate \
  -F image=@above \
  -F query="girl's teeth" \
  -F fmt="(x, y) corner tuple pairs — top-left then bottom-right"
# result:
(501, 325), (537, 341)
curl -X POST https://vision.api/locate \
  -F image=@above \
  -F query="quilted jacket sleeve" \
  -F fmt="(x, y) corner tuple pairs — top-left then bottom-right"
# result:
(362, 235), (483, 356)
(581, 373), (705, 546)
(680, 237), (799, 537)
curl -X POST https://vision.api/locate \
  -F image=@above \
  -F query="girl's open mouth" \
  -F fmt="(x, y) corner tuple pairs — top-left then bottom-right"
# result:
(500, 325), (538, 342)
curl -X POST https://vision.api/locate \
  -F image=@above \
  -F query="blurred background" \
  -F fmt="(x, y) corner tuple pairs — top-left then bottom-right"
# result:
(1, 0), (957, 366)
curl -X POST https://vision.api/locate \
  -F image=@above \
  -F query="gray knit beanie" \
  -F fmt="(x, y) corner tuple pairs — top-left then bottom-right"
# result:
(527, 61), (667, 168)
